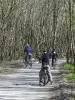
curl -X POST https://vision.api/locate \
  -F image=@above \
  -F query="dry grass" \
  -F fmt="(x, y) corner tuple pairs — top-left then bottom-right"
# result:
(0, 60), (23, 75)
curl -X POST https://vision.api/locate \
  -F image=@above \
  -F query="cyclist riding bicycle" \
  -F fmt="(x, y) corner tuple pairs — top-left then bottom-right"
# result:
(51, 49), (57, 67)
(24, 44), (32, 63)
(39, 48), (53, 85)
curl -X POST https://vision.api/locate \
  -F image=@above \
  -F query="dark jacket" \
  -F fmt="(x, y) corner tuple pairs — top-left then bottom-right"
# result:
(51, 51), (57, 60)
(40, 52), (49, 66)
(48, 52), (51, 59)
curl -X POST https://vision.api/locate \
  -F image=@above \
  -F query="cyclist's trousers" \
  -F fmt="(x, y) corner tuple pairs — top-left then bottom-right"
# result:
(52, 58), (56, 66)
(39, 65), (52, 82)
(25, 54), (31, 63)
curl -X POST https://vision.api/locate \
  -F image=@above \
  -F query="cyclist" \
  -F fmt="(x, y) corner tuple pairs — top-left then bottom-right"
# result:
(24, 44), (32, 64)
(51, 49), (57, 67)
(39, 48), (53, 85)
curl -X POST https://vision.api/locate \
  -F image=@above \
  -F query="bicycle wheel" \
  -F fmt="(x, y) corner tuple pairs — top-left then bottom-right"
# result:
(29, 59), (32, 69)
(43, 76), (46, 86)
(43, 70), (48, 86)
(28, 55), (32, 68)
(23, 56), (28, 68)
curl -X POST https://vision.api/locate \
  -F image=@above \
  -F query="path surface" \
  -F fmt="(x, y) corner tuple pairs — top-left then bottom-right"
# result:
(0, 59), (65, 100)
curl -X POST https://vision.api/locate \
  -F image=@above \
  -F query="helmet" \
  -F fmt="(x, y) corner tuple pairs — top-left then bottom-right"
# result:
(43, 48), (47, 52)
(26, 44), (29, 46)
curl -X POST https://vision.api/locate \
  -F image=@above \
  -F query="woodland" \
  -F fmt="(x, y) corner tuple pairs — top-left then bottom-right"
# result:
(0, 0), (75, 65)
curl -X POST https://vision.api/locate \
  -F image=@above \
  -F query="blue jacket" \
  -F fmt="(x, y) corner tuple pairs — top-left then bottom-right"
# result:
(24, 45), (32, 55)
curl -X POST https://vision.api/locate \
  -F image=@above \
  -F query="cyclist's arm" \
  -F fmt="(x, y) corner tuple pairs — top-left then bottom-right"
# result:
(39, 54), (44, 63)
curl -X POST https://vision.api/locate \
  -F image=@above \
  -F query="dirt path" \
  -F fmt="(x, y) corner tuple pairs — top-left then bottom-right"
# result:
(0, 59), (73, 100)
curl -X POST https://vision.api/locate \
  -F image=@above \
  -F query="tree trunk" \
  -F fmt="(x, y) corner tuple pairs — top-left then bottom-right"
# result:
(52, 0), (56, 50)
(74, 52), (75, 73)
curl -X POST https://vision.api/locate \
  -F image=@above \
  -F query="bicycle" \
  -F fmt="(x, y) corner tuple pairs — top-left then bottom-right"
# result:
(39, 65), (49, 86)
(23, 55), (32, 69)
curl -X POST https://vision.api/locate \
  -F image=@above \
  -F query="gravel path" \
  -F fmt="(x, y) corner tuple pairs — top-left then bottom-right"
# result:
(0, 59), (66, 100)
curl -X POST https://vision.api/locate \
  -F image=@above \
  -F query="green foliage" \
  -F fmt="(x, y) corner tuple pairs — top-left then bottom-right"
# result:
(64, 63), (75, 81)
(66, 73), (75, 80)
(64, 63), (74, 72)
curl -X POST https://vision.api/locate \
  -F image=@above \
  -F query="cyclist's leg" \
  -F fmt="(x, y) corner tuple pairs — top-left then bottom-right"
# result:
(25, 54), (29, 65)
(25, 54), (27, 62)
(29, 55), (31, 59)
(52, 58), (54, 67)
(53, 59), (56, 69)
(47, 65), (53, 83)
(46, 67), (50, 81)
(29, 55), (32, 62)
(28, 55), (32, 68)
(55, 58), (57, 65)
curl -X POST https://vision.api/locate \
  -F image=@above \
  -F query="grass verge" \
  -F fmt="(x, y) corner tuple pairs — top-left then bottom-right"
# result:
(64, 63), (75, 82)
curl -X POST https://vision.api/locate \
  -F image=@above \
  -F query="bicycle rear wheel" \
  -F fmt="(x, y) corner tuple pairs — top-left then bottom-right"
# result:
(23, 56), (28, 68)
(43, 75), (46, 86)
(29, 59), (32, 69)
(43, 69), (48, 86)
